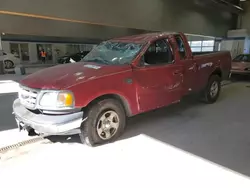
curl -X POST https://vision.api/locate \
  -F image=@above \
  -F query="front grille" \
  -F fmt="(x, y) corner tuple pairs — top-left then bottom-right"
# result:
(19, 85), (40, 109)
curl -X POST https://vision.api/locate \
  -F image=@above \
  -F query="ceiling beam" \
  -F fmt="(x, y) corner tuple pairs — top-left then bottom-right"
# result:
(211, 0), (243, 13)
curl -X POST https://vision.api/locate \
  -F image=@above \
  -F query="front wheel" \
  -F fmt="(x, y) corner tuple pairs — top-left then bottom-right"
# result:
(202, 75), (221, 104)
(79, 99), (126, 147)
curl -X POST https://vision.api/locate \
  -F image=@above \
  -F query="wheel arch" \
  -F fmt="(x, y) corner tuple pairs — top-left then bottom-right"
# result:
(83, 93), (132, 117)
(211, 68), (222, 78)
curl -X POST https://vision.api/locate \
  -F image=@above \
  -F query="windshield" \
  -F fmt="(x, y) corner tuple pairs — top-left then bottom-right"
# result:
(82, 41), (143, 65)
(233, 54), (250, 62)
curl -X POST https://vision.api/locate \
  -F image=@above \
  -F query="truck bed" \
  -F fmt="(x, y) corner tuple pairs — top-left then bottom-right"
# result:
(193, 51), (225, 56)
(192, 51), (230, 57)
(192, 50), (231, 80)
(193, 51), (231, 61)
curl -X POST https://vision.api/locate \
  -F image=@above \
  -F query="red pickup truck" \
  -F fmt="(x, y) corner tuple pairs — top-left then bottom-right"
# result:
(13, 32), (231, 146)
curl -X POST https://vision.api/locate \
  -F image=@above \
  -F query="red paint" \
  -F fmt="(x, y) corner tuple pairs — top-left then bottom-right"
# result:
(20, 32), (231, 116)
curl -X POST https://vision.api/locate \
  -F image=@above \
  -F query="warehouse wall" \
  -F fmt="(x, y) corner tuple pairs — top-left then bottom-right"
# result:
(240, 2), (250, 31)
(0, 14), (147, 41)
(1, 0), (235, 38)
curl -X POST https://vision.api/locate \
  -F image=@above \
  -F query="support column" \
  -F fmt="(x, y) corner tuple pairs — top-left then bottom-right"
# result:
(0, 35), (4, 74)
(0, 35), (2, 50)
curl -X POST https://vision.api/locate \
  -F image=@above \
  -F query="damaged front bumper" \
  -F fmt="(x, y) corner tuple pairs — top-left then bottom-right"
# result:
(13, 99), (84, 136)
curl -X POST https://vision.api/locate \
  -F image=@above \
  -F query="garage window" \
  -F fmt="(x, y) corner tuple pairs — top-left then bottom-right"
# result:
(201, 40), (214, 52)
(190, 41), (202, 52)
(190, 40), (215, 52)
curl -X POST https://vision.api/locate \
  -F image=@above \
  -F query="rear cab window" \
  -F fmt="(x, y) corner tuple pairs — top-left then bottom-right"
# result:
(174, 35), (187, 60)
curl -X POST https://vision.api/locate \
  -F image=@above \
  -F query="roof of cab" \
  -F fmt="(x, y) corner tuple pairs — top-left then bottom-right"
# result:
(109, 32), (179, 43)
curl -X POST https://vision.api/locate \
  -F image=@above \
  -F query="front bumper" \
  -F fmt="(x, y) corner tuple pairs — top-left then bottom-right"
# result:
(13, 99), (83, 135)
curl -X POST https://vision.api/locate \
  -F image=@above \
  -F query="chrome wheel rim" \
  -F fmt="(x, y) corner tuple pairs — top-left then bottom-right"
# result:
(96, 111), (120, 140)
(210, 81), (219, 98)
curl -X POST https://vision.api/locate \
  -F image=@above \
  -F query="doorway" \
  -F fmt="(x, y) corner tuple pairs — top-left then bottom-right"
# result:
(37, 44), (53, 62)
(9, 43), (30, 61)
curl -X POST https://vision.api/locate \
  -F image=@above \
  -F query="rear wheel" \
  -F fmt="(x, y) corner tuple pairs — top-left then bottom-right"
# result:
(79, 99), (126, 147)
(202, 75), (221, 104)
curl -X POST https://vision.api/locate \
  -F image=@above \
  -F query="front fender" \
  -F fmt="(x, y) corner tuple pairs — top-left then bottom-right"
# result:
(85, 91), (134, 116)
(70, 76), (139, 116)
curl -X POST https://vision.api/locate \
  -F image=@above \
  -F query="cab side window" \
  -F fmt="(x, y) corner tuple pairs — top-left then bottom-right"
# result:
(142, 39), (173, 66)
(174, 35), (186, 60)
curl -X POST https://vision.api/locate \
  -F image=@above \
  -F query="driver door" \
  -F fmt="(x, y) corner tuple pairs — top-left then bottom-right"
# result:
(133, 39), (184, 112)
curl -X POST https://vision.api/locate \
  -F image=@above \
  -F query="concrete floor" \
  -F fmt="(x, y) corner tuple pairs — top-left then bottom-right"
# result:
(0, 80), (19, 131)
(1, 80), (250, 187)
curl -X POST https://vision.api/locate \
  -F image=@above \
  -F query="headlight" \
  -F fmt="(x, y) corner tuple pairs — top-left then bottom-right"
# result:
(39, 91), (75, 109)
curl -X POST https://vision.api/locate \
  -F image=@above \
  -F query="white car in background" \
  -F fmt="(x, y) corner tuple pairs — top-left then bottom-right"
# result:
(2, 51), (21, 69)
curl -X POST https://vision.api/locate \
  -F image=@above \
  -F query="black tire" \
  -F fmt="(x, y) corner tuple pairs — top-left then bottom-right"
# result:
(79, 99), (126, 147)
(202, 75), (221, 104)
(4, 60), (14, 69)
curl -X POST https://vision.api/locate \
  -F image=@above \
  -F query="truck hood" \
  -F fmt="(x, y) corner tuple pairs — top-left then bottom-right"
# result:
(20, 62), (131, 89)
